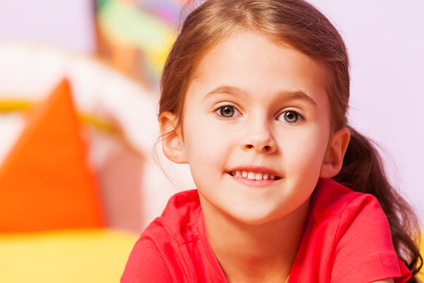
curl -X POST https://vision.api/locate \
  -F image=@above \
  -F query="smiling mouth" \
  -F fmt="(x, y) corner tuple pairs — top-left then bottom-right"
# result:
(229, 171), (281, 181)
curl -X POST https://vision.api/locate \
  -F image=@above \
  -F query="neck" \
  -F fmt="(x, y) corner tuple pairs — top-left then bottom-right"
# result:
(200, 196), (310, 283)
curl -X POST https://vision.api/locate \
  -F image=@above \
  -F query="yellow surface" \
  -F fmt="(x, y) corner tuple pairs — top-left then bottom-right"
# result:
(0, 229), (138, 283)
(0, 99), (118, 134)
(0, 100), (32, 112)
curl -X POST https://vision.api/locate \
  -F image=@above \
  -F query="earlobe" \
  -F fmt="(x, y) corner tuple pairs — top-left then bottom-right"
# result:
(320, 127), (351, 178)
(159, 111), (188, 164)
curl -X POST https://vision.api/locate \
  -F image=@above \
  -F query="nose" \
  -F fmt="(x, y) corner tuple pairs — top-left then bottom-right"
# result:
(241, 119), (277, 154)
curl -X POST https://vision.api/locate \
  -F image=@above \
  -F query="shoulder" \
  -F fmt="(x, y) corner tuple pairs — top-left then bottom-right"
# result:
(310, 179), (411, 282)
(311, 179), (393, 255)
(142, 189), (202, 240)
(121, 236), (173, 282)
(312, 178), (381, 219)
(160, 189), (202, 227)
(139, 189), (202, 244)
(121, 190), (202, 282)
(310, 178), (390, 235)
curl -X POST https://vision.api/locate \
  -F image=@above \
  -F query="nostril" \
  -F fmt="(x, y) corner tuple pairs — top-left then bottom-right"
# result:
(246, 144), (254, 149)
(264, 145), (271, 151)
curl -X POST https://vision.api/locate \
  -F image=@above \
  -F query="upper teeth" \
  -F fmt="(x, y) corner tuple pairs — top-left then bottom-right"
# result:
(231, 171), (277, 180)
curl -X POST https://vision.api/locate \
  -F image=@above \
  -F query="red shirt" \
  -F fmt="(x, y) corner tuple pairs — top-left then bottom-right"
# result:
(121, 179), (411, 282)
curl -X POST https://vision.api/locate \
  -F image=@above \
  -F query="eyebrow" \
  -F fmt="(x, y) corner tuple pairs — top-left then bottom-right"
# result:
(204, 85), (243, 98)
(204, 85), (318, 106)
(278, 90), (318, 106)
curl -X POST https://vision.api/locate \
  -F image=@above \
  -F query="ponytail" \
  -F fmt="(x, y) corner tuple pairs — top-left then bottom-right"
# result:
(333, 126), (423, 280)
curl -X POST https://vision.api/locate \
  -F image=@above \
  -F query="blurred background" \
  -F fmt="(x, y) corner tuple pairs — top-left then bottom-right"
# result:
(0, 0), (422, 282)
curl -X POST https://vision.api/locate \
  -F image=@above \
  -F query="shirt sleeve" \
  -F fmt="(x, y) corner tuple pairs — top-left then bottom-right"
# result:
(330, 194), (411, 283)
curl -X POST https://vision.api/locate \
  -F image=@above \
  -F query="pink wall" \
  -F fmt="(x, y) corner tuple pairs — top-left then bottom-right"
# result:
(0, 0), (95, 52)
(308, 0), (424, 221)
(0, 0), (422, 221)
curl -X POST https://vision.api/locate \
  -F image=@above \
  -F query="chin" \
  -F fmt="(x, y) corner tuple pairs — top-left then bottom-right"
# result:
(229, 209), (284, 226)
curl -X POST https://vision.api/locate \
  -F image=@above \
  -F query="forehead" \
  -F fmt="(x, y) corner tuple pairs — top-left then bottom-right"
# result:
(188, 30), (329, 107)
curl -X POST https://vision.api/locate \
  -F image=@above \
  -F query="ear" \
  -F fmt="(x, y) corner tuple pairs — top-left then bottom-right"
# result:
(320, 127), (350, 178)
(159, 111), (188, 164)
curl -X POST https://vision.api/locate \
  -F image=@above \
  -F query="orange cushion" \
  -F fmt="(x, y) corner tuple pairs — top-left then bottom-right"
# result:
(0, 79), (104, 232)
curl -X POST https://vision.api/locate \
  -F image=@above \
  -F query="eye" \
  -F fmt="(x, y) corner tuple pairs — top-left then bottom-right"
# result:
(215, 105), (241, 118)
(278, 110), (303, 124)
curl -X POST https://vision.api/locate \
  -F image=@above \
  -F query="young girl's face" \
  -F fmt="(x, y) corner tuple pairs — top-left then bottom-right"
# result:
(163, 30), (345, 225)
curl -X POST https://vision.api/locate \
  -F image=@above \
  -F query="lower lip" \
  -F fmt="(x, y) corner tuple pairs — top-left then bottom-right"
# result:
(228, 174), (280, 188)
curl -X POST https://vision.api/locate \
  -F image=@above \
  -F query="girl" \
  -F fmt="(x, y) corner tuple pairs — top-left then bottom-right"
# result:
(122, 0), (422, 282)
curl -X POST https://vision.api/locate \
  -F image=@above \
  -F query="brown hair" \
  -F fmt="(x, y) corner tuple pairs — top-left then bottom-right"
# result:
(159, 0), (422, 279)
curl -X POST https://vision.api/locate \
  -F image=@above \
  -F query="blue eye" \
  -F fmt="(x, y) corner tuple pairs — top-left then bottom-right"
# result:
(216, 105), (240, 118)
(279, 111), (302, 123)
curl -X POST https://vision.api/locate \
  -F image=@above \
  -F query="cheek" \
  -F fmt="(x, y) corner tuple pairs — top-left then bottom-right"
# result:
(281, 126), (330, 168)
(182, 118), (228, 165)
